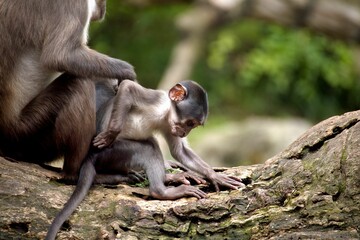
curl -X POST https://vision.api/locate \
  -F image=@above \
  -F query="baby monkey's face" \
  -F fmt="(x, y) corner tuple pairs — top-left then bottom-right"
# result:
(170, 118), (201, 138)
(167, 80), (208, 138)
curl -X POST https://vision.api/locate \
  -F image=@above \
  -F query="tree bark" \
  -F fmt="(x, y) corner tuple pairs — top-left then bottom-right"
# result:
(1, 110), (359, 239)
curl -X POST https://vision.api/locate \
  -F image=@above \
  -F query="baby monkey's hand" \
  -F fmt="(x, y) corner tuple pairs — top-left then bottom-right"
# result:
(93, 130), (119, 148)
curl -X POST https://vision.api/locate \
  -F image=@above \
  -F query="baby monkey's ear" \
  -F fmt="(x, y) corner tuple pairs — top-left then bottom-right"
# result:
(169, 83), (187, 102)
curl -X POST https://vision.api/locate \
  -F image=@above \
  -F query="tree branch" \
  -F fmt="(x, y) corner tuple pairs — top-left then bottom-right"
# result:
(1, 111), (360, 239)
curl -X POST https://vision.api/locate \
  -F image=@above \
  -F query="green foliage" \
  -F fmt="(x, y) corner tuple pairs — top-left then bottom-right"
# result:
(89, 2), (359, 121)
(205, 20), (360, 121)
(90, 2), (189, 88)
(132, 177), (150, 188)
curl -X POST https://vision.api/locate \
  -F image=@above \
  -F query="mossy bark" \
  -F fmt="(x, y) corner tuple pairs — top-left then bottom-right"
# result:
(1, 111), (359, 239)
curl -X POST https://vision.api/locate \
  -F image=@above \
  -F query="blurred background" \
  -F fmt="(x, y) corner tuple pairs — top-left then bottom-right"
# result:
(89, 0), (360, 167)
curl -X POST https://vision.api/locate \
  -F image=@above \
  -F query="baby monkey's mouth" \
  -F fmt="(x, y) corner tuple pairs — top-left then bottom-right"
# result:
(171, 125), (187, 138)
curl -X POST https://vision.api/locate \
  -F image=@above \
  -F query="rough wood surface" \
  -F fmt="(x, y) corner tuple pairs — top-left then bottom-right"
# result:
(1, 111), (360, 239)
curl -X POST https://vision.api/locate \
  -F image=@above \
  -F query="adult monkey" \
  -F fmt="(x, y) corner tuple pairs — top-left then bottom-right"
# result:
(0, 0), (136, 181)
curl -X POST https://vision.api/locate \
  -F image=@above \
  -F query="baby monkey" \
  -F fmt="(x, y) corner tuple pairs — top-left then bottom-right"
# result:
(46, 80), (243, 239)
(93, 80), (243, 196)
